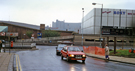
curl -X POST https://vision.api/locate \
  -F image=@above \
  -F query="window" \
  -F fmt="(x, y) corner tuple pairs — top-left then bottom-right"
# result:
(129, 41), (134, 43)
(120, 30), (123, 33)
(117, 40), (122, 42)
(116, 30), (119, 32)
(64, 47), (67, 51)
(63, 47), (67, 51)
(95, 39), (101, 42)
(85, 39), (94, 41)
(109, 40), (114, 42)
(68, 47), (81, 51)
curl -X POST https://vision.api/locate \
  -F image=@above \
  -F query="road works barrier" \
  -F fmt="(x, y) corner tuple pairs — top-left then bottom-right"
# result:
(129, 49), (135, 53)
(83, 46), (105, 56)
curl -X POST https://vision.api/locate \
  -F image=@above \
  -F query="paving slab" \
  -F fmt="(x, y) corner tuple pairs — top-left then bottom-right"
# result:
(0, 53), (13, 71)
(85, 53), (135, 65)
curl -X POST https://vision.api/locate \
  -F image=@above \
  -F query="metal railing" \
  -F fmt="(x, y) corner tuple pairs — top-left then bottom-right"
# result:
(16, 36), (73, 42)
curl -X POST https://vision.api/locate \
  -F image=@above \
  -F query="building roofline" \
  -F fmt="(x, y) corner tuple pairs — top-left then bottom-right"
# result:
(0, 21), (40, 30)
(93, 8), (135, 10)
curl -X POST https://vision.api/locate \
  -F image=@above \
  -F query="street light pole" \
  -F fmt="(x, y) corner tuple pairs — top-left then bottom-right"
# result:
(24, 34), (26, 42)
(100, 4), (103, 47)
(82, 8), (84, 46)
(92, 3), (103, 48)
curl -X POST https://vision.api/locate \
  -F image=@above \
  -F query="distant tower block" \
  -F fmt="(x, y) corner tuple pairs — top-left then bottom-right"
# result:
(40, 24), (45, 30)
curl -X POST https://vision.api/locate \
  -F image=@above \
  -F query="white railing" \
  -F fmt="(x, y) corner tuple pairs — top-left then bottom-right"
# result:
(4, 43), (36, 47)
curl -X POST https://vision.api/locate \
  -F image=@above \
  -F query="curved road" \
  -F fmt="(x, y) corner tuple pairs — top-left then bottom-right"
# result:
(16, 46), (135, 71)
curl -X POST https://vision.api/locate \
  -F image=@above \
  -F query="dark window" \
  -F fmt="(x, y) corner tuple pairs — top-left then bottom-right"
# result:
(109, 40), (114, 42)
(85, 39), (94, 41)
(129, 41), (134, 43)
(120, 30), (123, 33)
(116, 30), (119, 32)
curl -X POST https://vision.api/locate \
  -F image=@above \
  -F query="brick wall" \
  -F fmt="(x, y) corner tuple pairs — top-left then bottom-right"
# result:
(0, 23), (73, 39)
(0, 23), (40, 39)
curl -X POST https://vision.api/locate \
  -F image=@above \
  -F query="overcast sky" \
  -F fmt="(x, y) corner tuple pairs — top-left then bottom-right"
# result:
(0, 0), (135, 26)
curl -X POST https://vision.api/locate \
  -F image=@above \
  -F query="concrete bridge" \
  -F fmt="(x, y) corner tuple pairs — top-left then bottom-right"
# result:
(15, 35), (135, 47)
(16, 36), (74, 45)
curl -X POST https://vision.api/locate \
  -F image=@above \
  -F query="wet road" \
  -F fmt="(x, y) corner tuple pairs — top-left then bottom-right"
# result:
(16, 46), (135, 71)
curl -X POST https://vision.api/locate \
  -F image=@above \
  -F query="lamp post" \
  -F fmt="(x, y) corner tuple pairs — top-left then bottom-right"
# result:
(82, 8), (84, 46)
(92, 3), (103, 48)
(24, 34), (26, 42)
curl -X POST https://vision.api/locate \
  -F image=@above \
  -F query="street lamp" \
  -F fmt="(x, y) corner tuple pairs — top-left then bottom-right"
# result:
(24, 34), (26, 42)
(92, 3), (103, 48)
(82, 8), (84, 46)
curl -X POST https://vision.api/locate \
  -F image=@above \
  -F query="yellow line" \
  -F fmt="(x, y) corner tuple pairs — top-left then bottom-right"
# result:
(16, 54), (18, 71)
(17, 54), (22, 71)
(15, 54), (22, 71)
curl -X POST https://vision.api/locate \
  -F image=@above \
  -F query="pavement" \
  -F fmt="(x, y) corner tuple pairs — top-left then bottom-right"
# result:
(85, 53), (135, 65)
(0, 49), (38, 71)
(0, 53), (14, 71)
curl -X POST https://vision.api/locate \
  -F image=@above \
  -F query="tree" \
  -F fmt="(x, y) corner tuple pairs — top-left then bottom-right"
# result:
(42, 29), (60, 37)
(26, 31), (33, 38)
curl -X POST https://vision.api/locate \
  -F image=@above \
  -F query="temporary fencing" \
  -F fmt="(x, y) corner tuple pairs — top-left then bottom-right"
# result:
(129, 49), (135, 53)
(83, 46), (105, 56)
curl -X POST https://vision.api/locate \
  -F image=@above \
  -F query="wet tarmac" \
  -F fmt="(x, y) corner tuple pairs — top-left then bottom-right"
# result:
(15, 46), (135, 71)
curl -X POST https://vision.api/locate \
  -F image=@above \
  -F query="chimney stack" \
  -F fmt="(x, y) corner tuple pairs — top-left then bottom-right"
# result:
(40, 24), (45, 30)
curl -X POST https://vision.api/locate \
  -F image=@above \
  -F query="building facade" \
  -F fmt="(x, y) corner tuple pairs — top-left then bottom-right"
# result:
(0, 21), (40, 40)
(52, 20), (81, 33)
(81, 8), (135, 35)
(0, 21), (74, 41)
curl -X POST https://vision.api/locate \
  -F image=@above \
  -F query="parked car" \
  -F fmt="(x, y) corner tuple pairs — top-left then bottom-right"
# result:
(61, 41), (74, 45)
(61, 46), (86, 63)
(56, 44), (67, 55)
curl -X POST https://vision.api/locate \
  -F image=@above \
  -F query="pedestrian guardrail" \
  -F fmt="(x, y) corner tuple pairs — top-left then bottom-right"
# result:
(3, 43), (36, 47)
(83, 46), (105, 56)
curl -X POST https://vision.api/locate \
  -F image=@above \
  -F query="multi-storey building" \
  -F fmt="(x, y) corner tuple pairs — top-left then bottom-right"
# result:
(52, 20), (81, 33)
(81, 8), (135, 36)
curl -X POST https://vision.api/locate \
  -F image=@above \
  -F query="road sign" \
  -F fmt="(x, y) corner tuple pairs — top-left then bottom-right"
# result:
(0, 32), (5, 36)
(37, 33), (42, 39)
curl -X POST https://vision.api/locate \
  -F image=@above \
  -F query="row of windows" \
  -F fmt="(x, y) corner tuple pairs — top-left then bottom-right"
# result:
(85, 39), (134, 43)
(102, 28), (135, 36)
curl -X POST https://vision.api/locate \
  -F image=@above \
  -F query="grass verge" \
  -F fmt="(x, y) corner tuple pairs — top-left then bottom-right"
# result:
(110, 49), (135, 58)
